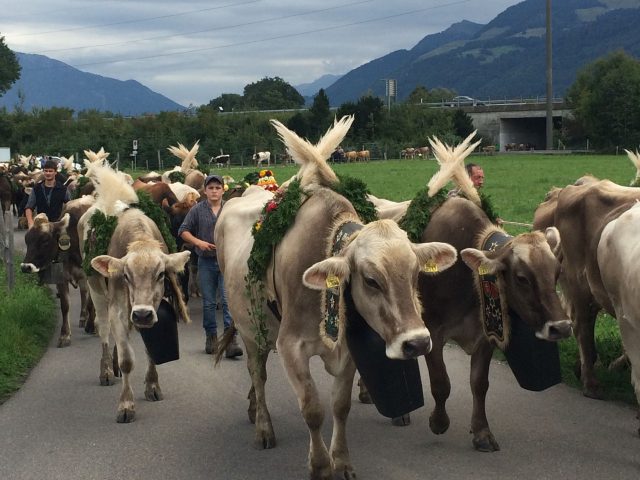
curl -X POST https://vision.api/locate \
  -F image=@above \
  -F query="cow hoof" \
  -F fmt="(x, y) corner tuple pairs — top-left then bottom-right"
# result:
(336, 465), (356, 479)
(145, 386), (163, 402)
(253, 431), (276, 450)
(429, 411), (450, 434)
(84, 323), (96, 335)
(57, 337), (71, 348)
(79, 319), (86, 328)
(100, 370), (115, 386)
(582, 385), (604, 400)
(116, 408), (136, 423)
(358, 390), (373, 404)
(472, 431), (500, 452)
(391, 414), (411, 426)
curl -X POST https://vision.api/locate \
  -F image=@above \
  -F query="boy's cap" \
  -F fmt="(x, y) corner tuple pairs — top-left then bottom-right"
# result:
(204, 174), (224, 186)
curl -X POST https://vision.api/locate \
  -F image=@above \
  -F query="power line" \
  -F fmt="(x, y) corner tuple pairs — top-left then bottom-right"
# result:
(8, 0), (263, 38)
(49, 0), (474, 70)
(37, 0), (374, 55)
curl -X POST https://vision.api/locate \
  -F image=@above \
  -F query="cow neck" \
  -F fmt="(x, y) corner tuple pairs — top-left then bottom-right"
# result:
(475, 228), (513, 349)
(320, 219), (363, 348)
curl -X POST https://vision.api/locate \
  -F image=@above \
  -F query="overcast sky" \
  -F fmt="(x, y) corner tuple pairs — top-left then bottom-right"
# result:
(3, 0), (523, 107)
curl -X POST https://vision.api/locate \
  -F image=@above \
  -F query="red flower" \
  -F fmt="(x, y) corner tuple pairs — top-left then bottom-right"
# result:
(266, 200), (278, 212)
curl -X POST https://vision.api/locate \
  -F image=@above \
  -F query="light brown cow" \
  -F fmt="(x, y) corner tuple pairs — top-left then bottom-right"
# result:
(78, 162), (190, 423)
(401, 147), (416, 159)
(356, 149), (370, 162)
(416, 146), (430, 158)
(345, 150), (358, 162)
(373, 133), (572, 451)
(214, 117), (457, 478)
(540, 178), (640, 403)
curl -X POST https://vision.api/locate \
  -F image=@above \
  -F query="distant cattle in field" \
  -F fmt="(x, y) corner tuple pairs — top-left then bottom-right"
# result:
(482, 145), (496, 155)
(356, 150), (370, 162)
(415, 146), (430, 159)
(401, 147), (416, 159)
(345, 150), (358, 162)
(253, 151), (271, 166)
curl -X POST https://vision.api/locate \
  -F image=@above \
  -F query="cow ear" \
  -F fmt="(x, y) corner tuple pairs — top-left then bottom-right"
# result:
(412, 241), (458, 275)
(545, 227), (561, 257)
(163, 251), (191, 274)
(460, 248), (502, 275)
(91, 255), (124, 278)
(33, 213), (50, 230)
(303, 257), (350, 291)
(53, 213), (70, 233)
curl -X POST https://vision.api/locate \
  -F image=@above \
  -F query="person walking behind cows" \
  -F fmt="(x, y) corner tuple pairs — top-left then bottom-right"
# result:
(24, 158), (70, 228)
(179, 174), (242, 358)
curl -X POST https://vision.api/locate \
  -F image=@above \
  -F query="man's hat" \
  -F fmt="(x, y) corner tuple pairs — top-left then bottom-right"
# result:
(204, 174), (224, 186)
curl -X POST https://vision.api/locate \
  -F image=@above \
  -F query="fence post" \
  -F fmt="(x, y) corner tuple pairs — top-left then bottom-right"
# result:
(1, 211), (15, 291)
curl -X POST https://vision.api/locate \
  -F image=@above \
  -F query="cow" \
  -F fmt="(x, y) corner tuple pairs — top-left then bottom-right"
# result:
(371, 133), (572, 451)
(534, 177), (640, 404)
(253, 151), (271, 166)
(356, 149), (370, 162)
(214, 116), (457, 478)
(166, 141), (206, 191)
(20, 195), (96, 347)
(78, 162), (191, 422)
(401, 147), (416, 159)
(0, 172), (11, 214)
(598, 202), (640, 435)
(132, 179), (179, 208)
(345, 150), (358, 162)
(416, 146), (431, 159)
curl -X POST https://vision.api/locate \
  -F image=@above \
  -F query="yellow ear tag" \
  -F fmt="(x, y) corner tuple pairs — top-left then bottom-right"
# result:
(423, 261), (438, 273)
(326, 275), (340, 289)
(478, 265), (490, 276)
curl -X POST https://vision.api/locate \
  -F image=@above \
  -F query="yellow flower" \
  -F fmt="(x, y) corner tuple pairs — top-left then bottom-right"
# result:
(223, 184), (229, 191)
(254, 221), (262, 231)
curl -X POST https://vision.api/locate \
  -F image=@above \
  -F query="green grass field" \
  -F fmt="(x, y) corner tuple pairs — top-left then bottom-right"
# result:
(188, 152), (635, 403)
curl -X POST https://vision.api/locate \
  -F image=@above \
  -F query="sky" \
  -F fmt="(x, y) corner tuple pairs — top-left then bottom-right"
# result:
(2, 0), (523, 107)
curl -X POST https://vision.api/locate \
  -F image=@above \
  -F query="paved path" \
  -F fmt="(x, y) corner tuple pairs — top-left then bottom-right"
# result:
(1, 221), (639, 479)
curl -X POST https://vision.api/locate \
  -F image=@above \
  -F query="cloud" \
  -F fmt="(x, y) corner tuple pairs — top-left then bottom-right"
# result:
(2, 0), (522, 107)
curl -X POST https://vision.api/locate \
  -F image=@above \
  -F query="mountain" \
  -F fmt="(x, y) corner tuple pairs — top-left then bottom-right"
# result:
(295, 74), (343, 97)
(324, 0), (640, 105)
(0, 53), (185, 115)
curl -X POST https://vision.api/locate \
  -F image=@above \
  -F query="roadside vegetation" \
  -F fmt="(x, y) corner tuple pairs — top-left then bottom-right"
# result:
(0, 258), (56, 404)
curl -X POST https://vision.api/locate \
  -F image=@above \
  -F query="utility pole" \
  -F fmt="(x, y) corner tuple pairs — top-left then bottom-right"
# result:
(545, 0), (553, 150)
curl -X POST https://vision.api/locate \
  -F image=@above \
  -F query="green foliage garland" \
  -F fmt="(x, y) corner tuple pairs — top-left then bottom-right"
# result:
(399, 188), (449, 243)
(82, 210), (118, 275)
(168, 171), (185, 183)
(71, 176), (91, 200)
(399, 188), (500, 243)
(134, 190), (177, 253)
(333, 174), (378, 223)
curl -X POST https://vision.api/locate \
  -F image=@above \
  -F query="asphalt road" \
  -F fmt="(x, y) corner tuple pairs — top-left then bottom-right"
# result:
(1, 220), (639, 480)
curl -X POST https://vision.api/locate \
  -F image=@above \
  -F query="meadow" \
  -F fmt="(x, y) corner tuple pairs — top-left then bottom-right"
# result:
(190, 151), (634, 403)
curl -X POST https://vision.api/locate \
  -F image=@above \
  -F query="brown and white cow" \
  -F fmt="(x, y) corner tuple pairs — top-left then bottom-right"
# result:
(78, 162), (190, 423)
(20, 195), (96, 347)
(373, 133), (572, 451)
(214, 117), (457, 479)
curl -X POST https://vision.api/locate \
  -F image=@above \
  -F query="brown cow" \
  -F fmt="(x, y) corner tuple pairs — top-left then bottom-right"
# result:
(356, 149), (370, 162)
(214, 117), (457, 478)
(132, 179), (179, 207)
(20, 195), (96, 346)
(79, 162), (190, 422)
(536, 178), (640, 401)
(345, 150), (358, 162)
(373, 133), (572, 451)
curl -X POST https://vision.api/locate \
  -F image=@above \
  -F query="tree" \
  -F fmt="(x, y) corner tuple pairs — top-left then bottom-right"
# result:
(566, 50), (640, 150)
(243, 76), (304, 110)
(207, 93), (244, 112)
(0, 35), (20, 96)
(308, 88), (331, 141)
(452, 109), (475, 139)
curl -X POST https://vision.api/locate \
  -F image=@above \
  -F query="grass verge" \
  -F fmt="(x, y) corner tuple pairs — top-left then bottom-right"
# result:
(0, 258), (57, 404)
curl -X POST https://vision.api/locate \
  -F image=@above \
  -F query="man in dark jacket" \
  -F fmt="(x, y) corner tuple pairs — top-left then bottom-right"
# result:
(24, 159), (70, 228)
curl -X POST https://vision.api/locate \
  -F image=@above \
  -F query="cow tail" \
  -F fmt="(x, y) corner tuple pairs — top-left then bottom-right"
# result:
(168, 272), (191, 324)
(213, 327), (236, 366)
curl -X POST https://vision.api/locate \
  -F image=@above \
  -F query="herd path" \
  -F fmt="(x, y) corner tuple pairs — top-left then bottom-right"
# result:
(0, 219), (638, 480)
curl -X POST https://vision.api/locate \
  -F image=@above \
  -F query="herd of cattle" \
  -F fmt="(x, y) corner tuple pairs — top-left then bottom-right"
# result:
(4, 119), (640, 479)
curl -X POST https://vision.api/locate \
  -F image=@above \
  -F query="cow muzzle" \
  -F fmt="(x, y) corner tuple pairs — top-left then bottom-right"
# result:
(131, 306), (157, 328)
(20, 263), (39, 273)
(536, 319), (573, 341)
(385, 328), (432, 360)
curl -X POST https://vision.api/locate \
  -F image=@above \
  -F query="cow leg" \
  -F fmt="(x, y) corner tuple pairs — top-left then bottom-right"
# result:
(77, 277), (94, 333)
(56, 282), (71, 347)
(144, 358), (163, 401)
(245, 342), (275, 449)
(88, 277), (114, 386)
(469, 340), (499, 452)
(278, 340), (332, 480)
(324, 356), (356, 480)
(424, 338), (451, 435)
(113, 318), (136, 423)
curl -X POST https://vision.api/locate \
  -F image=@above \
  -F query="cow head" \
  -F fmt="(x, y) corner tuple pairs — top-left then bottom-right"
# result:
(303, 219), (457, 360)
(460, 230), (572, 342)
(20, 213), (70, 273)
(91, 243), (190, 328)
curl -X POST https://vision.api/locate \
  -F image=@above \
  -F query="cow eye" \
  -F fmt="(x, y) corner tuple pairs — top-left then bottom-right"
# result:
(516, 274), (530, 286)
(364, 277), (381, 290)
(157, 271), (165, 282)
(123, 273), (131, 284)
